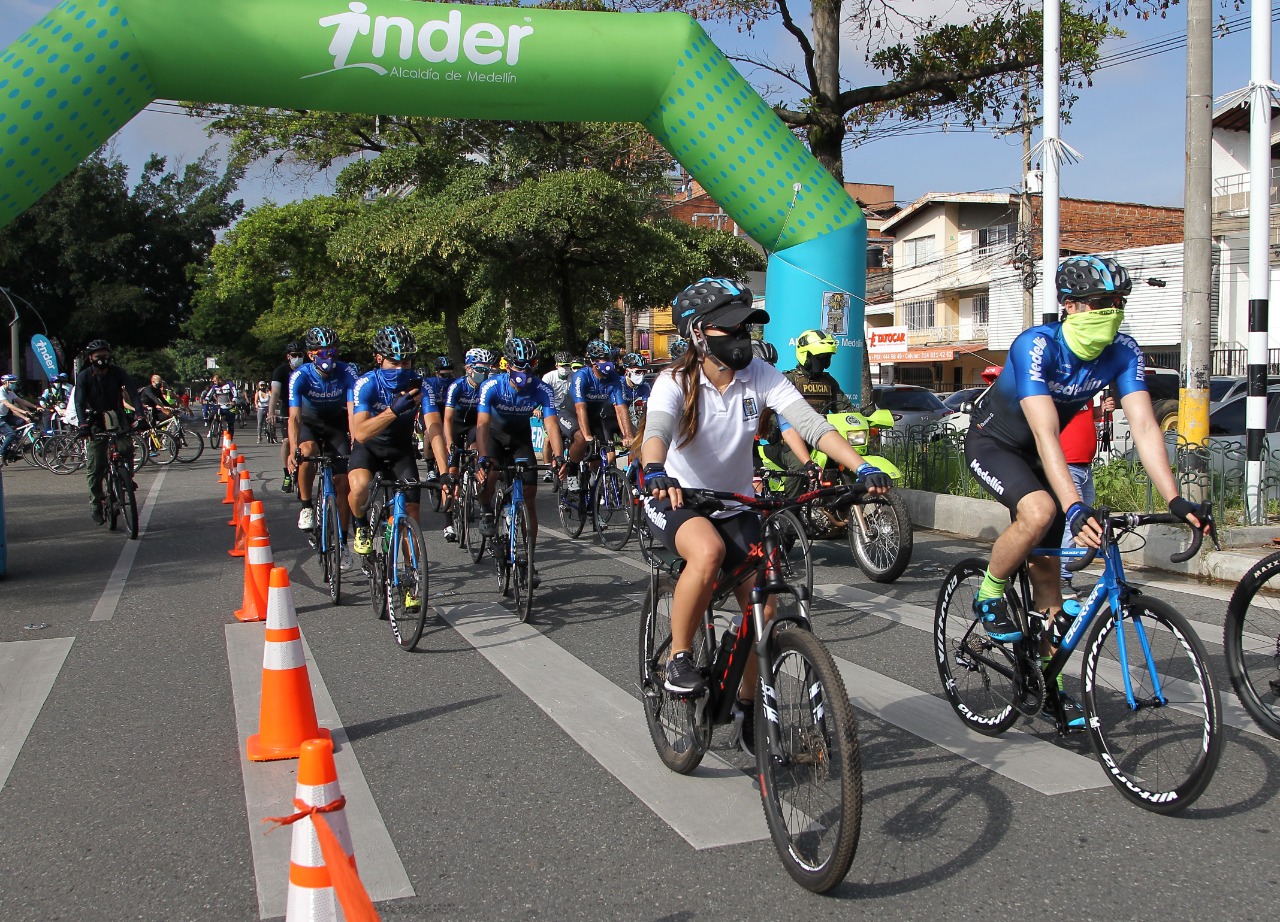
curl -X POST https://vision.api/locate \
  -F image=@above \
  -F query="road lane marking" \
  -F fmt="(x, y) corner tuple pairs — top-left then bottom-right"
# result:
(815, 582), (1271, 741)
(436, 600), (769, 850)
(0, 637), (75, 790)
(225, 624), (414, 918)
(90, 469), (166, 622)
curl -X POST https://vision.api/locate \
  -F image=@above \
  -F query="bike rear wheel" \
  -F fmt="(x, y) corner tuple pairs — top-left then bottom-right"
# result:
(115, 460), (139, 539)
(386, 515), (428, 650)
(175, 425), (206, 463)
(1223, 551), (1280, 738)
(129, 433), (149, 472)
(638, 576), (711, 774)
(365, 500), (389, 622)
(558, 476), (588, 538)
(494, 503), (512, 597)
(757, 626), (862, 893)
(463, 472), (486, 563)
(933, 558), (1020, 736)
(512, 501), (534, 623)
(1082, 596), (1222, 813)
(847, 489), (913, 583)
(594, 466), (635, 550)
(44, 434), (83, 474)
(320, 493), (342, 605)
(149, 430), (180, 465)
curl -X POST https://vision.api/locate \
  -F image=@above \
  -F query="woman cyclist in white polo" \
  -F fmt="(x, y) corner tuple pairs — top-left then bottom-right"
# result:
(639, 278), (891, 749)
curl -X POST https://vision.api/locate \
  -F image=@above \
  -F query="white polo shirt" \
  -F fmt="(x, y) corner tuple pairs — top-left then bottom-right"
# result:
(648, 359), (801, 496)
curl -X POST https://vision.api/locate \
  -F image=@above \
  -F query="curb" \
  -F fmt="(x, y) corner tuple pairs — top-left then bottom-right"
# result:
(901, 488), (1280, 586)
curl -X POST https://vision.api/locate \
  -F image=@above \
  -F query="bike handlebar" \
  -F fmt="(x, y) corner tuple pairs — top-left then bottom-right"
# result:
(681, 482), (868, 514)
(1064, 503), (1217, 572)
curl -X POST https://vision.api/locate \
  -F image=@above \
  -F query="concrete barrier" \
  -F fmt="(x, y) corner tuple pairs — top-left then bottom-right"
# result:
(901, 488), (1279, 585)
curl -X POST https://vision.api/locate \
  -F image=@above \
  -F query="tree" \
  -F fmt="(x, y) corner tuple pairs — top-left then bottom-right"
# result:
(0, 150), (242, 353)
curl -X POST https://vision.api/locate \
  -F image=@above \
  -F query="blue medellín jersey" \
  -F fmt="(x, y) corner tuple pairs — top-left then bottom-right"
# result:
(353, 369), (437, 448)
(478, 374), (558, 430)
(445, 377), (482, 428)
(570, 367), (626, 414)
(288, 362), (358, 414)
(972, 324), (1146, 449)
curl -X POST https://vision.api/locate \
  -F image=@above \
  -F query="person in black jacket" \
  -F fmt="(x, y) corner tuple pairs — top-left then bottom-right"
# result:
(74, 339), (141, 524)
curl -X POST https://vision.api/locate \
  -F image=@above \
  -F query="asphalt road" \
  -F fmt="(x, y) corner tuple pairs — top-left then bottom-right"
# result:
(1, 438), (1277, 921)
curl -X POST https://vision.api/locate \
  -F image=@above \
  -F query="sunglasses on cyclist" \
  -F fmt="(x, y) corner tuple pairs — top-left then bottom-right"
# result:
(1086, 295), (1126, 311)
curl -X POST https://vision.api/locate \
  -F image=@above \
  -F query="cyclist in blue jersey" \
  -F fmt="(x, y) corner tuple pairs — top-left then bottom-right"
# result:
(442, 347), (495, 542)
(618, 351), (652, 437)
(475, 337), (566, 587)
(348, 327), (448, 605)
(564, 340), (632, 482)
(965, 257), (1205, 716)
(288, 326), (359, 569)
(424, 355), (456, 410)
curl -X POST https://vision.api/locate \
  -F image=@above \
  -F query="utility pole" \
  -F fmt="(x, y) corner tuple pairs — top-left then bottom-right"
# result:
(1019, 71), (1035, 330)
(1179, 0), (1213, 502)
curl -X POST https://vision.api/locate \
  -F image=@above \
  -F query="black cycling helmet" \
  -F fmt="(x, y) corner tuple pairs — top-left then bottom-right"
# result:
(434, 355), (454, 372)
(503, 336), (539, 369)
(553, 351), (573, 366)
(585, 339), (613, 362)
(85, 338), (111, 354)
(305, 326), (339, 350)
(672, 278), (767, 337)
(620, 351), (645, 369)
(668, 336), (689, 360)
(372, 323), (418, 361)
(284, 340), (303, 355)
(1056, 256), (1133, 305)
(751, 339), (779, 365)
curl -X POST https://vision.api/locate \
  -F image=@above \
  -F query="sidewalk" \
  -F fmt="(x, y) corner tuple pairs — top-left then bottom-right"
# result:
(901, 488), (1280, 586)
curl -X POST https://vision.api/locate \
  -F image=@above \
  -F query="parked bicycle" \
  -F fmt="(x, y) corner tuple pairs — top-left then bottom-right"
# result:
(639, 483), (864, 892)
(362, 469), (430, 651)
(934, 506), (1222, 813)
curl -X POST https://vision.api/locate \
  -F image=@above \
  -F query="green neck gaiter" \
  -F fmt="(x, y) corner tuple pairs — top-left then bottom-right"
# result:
(1062, 308), (1124, 360)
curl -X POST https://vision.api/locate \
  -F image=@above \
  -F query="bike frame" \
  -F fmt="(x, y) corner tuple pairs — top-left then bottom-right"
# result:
(372, 473), (424, 642)
(499, 460), (531, 568)
(315, 456), (343, 555)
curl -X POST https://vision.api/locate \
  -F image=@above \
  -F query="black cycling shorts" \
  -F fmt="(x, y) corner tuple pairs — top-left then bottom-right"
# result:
(490, 425), (538, 487)
(642, 496), (762, 576)
(560, 406), (620, 445)
(448, 424), (477, 464)
(350, 441), (421, 504)
(296, 411), (350, 474)
(964, 427), (1066, 548)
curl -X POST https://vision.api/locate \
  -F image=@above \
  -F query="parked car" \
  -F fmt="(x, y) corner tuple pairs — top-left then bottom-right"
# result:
(1209, 375), (1248, 411)
(872, 385), (957, 432)
(1109, 370), (1248, 449)
(942, 387), (988, 413)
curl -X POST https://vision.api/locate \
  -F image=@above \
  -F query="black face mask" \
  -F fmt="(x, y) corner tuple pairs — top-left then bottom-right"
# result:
(804, 354), (832, 374)
(705, 330), (754, 371)
(92, 355), (110, 369)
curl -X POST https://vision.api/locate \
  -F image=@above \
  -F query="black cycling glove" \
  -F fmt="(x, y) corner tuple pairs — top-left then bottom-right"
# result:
(1066, 501), (1100, 538)
(855, 462), (892, 492)
(643, 463), (680, 494)
(1168, 496), (1200, 526)
(390, 392), (418, 417)
(801, 460), (823, 485)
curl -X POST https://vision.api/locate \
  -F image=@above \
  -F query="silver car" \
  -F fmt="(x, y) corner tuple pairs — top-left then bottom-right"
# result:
(872, 385), (957, 433)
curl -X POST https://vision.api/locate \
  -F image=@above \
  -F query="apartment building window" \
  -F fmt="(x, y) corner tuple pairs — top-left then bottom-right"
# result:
(903, 297), (935, 330)
(971, 293), (989, 325)
(977, 223), (1016, 254)
(902, 234), (935, 268)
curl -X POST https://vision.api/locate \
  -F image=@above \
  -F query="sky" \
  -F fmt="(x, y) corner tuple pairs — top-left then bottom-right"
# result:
(1, 0), (1276, 213)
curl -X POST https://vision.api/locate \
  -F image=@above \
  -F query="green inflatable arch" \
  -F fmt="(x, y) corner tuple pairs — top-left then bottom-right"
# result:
(0, 0), (868, 393)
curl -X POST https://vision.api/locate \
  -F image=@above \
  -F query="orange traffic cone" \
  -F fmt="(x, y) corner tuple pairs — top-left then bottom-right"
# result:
(230, 467), (251, 526)
(223, 453), (241, 506)
(235, 535), (273, 622)
(278, 738), (379, 922)
(218, 433), (231, 483)
(246, 567), (330, 761)
(230, 489), (257, 557)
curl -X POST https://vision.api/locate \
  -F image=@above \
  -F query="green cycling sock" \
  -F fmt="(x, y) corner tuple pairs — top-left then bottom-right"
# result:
(976, 570), (1008, 603)
(1041, 655), (1066, 691)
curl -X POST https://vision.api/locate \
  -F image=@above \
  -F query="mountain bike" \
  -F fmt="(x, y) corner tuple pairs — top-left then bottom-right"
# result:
(149, 411), (205, 463)
(362, 470), (429, 651)
(300, 449), (346, 605)
(90, 431), (139, 539)
(137, 420), (180, 465)
(490, 459), (553, 623)
(1223, 550), (1280, 738)
(638, 484), (864, 892)
(934, 506), (1222, 813)
(3, 421), (56, 469)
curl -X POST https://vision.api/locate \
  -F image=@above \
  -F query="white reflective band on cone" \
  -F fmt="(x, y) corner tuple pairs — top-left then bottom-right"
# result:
(263, 639), (305, 671)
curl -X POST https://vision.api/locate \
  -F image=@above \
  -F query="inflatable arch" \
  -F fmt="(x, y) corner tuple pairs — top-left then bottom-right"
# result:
(0, 0), (867, 395)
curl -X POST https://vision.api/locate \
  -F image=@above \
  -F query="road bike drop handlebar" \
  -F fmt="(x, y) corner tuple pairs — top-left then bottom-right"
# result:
(1064, 503), (1219, 572)
(678, 482), (870, 515)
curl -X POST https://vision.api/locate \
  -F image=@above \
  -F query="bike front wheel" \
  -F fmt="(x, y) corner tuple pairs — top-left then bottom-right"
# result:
(558, 478), (588, 539)
(1224, 551), (1280, 738)
(756, 626), (862, 893)
(512, 501), (534, 623)
(847, 489), (913, 583)
(116, 460), (139, 539)
(763, 509), (812, 602)
(594, 466), (635, 551)
(1082, 596), (1222, 814)
(933, 558), (1020, 736)
(463, 473), (486, 564)
(386, 516), (428, 651)
(638, 575), (711, 774)
(320, 494), (342, 605)
(43, 434), (83, 474)
(175, 426), (206, 463)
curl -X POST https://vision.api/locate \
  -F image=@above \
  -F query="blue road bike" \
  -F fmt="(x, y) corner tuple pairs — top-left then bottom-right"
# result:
(934, 506), (1223, 813)
(302, 449), (345, 605)
(492, 459), (553, 623)
(362, 469), (429, 651)
(558, 438), (634, 550)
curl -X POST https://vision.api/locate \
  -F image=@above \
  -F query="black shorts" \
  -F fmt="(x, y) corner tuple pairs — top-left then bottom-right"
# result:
(448, 424), (477, 464)
(560, 407), (620, 445)
(642, 496), (762, 575)
(490, 425), (538, 486)
(964, 427), (1066, 548)
(350, 441), (421, 504)
(297, 411), (350, 473)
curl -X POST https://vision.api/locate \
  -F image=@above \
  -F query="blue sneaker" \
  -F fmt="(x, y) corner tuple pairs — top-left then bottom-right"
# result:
(973, 596), (1022, 643)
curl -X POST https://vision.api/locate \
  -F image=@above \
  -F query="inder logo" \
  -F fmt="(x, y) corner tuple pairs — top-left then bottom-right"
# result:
(307, 2), (535, 79)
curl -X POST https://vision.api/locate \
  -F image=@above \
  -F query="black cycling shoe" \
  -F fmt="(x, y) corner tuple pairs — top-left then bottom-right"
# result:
(479, 510), (496, 538)
(973, 596), (1022, 643)
(1046, 692), (1087, 730)
(91, 504), (105, 525)
(280, 473), (293, 493)
(663, 651), (706, 697)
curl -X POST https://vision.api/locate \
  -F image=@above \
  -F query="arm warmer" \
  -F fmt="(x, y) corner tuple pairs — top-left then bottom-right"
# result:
(644, 409), (678, 449)
(780, 398), (836, 447)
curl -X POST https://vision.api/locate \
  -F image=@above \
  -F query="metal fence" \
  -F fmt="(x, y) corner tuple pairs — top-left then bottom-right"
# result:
(879, 422), (1280, 526)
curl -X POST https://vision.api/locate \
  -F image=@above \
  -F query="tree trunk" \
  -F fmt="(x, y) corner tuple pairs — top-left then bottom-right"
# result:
(441, 287), (465, 368)
(556, 259), (578, 350)
(808, 0), (846, 183)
